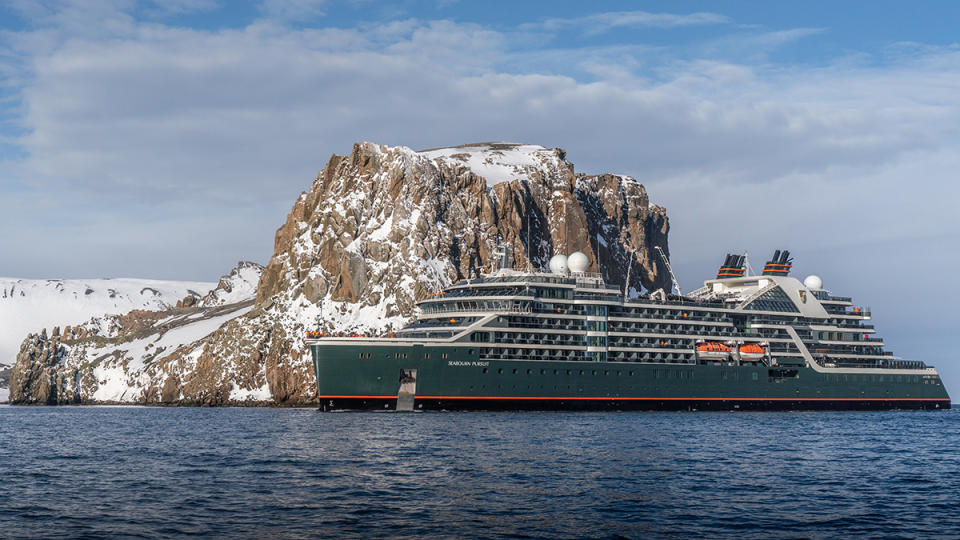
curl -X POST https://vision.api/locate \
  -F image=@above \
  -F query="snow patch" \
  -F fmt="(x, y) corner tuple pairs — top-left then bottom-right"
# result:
(230, 382), (272, 402)
(421, 143), (558, 188)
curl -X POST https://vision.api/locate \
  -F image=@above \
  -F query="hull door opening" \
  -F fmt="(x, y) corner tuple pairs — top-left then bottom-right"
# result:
(397, 369), (417, 411)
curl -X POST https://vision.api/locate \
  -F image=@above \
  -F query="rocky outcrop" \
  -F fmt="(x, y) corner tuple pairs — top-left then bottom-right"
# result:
(198, 261), (263, 307)
(9, 142), (669, 406)
(8, 333), (74, 405)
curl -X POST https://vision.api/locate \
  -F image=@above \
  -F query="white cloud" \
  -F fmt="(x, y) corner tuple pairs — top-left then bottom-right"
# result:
(258, 0), (327, 21)
(535, 10), (731, 34)
(698, 27), (826, 61)
(143, 0), (221, 17)
(2, 11), (960, 288)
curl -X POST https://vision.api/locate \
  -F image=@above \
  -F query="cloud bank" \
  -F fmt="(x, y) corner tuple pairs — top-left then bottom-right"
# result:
(1, 5), (958, 372)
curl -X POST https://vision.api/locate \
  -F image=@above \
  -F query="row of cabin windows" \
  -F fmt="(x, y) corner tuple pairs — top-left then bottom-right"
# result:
(607, 322), (735, 335)
(816, 331), (877, 342)
(422, 301), (615, 317)
(493, 333), (583, 347)
(479, 366), (695, 379)
(499, 316), (584, 332)
(822, 374), (929, 384)
(422, 300), (532, 313)
(480, 348), (586, 362)
(751, 316), (859, 328)
(439, 287), (525, 298)
(470, 367), (936, 385)
(608, 307), (730, 322)
(432, 286), (575, 301)
(608, 337), (691, 349)
(471, 332), (491, 342)
(486, 326), (734, 345)
(533, 287), (571, 300)
(412, 316), (480, 327)
(478, 348), (694, 364)
(497, 316), (739, 333)
(609, 351), (694, 363)
(812, 345), (885, 355)
(366, 352), (453, 359)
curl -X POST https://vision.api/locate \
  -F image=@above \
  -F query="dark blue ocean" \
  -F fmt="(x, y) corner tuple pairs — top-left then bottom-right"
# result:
(1, 407), (958, 539)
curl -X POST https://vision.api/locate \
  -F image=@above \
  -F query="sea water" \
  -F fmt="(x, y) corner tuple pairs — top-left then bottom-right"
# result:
(1, 406), (958, 538)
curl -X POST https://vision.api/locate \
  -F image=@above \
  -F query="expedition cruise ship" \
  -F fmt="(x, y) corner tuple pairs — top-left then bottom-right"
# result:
(307, 248), (950, 411)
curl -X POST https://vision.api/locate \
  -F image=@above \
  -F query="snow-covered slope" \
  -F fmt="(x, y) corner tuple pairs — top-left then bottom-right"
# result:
(420, 143), (560, 188)
(0, 277), (213, 367)
(11, 300), (260, 404)
(7, 262), (264, 405)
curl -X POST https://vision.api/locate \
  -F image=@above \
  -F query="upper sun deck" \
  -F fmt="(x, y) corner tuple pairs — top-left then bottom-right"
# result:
(443, 270), (620, 291)
(419, 270), (622, 306)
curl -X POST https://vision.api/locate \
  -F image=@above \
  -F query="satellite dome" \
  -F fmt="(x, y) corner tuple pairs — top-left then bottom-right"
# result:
(803, 275), (823, 290)
(548, 254), (569, 274)
(568, 251), (589, 273)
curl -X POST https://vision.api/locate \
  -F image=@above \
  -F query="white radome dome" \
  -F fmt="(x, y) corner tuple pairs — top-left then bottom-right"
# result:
(803, 275), (823, 290)
(568, 251), (589, 273)
(549, 254), (569, 274)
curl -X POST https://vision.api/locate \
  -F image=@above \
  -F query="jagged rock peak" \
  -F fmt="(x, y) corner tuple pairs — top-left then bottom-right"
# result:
(200, 261), (264, 307)
(174, 261), (263, 309)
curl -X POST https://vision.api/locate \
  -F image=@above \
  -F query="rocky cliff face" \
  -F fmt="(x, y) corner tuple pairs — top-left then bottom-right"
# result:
(9, 142), (669, 405)
(258, 142), (669, 315)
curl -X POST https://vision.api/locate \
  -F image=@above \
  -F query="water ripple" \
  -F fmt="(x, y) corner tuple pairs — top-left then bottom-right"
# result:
(1, 407), (959, 538)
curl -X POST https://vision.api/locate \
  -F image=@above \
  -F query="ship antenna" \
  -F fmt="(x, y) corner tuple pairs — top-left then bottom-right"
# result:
(526, 191), (532, 273)
(596, 231), (601, 279)
(623, 248), (633, 302)
(744, 250), (754, 277)
(654, 245), (683, 298)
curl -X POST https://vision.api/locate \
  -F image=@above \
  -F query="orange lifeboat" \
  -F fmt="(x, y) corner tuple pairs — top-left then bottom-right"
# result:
(738, 343), (766, 361)
(696, 342), (731, 360)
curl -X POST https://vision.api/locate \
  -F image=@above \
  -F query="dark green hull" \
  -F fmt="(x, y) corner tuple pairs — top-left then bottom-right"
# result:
(311, 344), (951, 412)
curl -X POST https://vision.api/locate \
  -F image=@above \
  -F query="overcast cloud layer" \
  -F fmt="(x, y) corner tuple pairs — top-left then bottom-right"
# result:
(1, 1), (959, 386)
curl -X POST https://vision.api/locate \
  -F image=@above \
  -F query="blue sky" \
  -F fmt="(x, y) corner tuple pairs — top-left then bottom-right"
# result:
(1, 0), (959, 389)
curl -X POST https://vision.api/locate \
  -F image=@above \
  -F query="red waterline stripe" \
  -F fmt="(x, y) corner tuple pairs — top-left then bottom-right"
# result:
(318, 395), (949, 402)
(316, 395), (396, 399)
